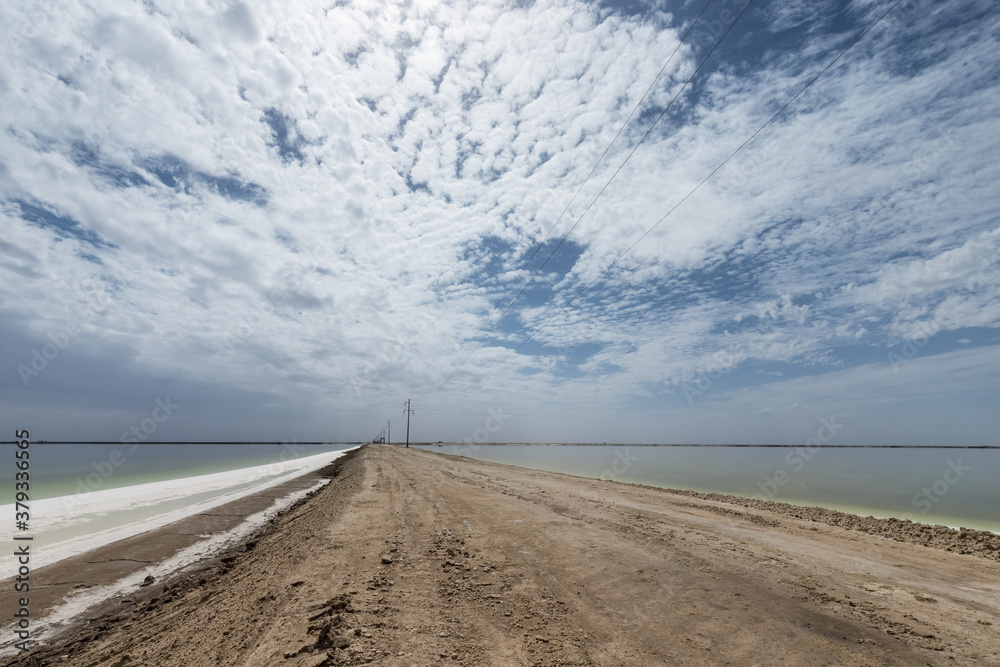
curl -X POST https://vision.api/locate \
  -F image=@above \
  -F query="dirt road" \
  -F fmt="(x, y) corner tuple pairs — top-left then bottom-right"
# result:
(9, 445), (999, 666)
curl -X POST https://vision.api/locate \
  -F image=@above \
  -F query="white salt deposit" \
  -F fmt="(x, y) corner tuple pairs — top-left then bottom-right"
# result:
(0, 448), (354, 571)
(0, 478), (331, 656)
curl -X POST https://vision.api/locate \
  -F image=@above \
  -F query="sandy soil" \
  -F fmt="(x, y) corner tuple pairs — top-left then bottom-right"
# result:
(0, 473), (328, 618)
(6, 444), (999, 666)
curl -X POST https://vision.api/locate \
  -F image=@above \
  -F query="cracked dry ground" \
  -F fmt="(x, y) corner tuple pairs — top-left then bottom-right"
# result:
(16, 445), (1000, 666)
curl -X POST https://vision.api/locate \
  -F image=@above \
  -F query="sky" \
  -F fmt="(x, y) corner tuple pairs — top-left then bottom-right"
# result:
(1, 0), (998, 446)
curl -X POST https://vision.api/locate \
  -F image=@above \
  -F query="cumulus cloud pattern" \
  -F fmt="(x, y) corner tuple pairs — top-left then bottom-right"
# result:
(1, 0), (998, 443)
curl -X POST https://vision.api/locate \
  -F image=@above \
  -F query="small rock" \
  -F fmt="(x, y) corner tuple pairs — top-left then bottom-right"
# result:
(139, 575), (155, 587)
(316, 621), (334, 647)
(381, 556), (393, 565)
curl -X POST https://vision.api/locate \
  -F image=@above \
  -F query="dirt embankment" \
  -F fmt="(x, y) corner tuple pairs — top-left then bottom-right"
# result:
(6, 445), (999, 666)
(665, 489), (1000, 560)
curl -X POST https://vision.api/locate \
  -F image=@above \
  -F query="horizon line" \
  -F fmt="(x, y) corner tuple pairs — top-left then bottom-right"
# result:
(6, 441), (999, 449)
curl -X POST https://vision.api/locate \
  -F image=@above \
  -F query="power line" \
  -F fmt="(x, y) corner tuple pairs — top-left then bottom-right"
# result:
(419, 0), (718, 408)
(422, 0), (758, 411)
(444, 0), (911, 402)
(403, 398), (414, 447)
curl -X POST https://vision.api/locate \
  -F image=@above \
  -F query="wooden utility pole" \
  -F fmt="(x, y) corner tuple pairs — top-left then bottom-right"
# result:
(403, 399), (414, 448)
(386, 420), (391, 446)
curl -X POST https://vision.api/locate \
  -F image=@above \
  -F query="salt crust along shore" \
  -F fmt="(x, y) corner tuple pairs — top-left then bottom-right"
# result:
(0, 449), (355, 571)
(0, 480), (329, 657)
(4, 445), (998, 666)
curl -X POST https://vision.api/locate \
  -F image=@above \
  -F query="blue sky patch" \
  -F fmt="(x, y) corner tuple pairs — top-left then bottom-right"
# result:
(140, 154), (268, 206)
(262, 108), (308, 164)
(2, 0), (999, 446)
(12, 199), (116, 250)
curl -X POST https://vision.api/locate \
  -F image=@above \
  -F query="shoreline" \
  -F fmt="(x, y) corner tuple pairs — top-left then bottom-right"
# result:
(420, 444), (1000, 535)
(653, 488), (1000, 560)
(433, 452), (1000, 560)
(415, 442), (1000, 448)
(5, 445), (999, 665)
(0, 451), (357, 656)
(0, 449), (357, 573)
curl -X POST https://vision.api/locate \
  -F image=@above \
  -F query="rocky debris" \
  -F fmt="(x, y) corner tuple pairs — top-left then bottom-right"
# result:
(282, 592), (389, 665)
(366, 570), (392, 590)
(698, 503), (781, 527)
(299, 655), (333, 667)
(665, 488), (1000, 560)
(307, 594), (355, 619)
(10, 445), (996, 667)
(425, 527), (588, 666)
(314, 621), (351, 651)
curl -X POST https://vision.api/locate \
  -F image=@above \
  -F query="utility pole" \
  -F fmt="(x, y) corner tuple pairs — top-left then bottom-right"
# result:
(386, 420), (391, 446)
(403, 399), (414, 448)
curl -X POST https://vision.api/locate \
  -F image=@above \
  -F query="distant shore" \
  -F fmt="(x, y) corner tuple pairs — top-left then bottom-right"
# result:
(414, 442), (1000, 448)
(418, 442), (1000, 534)
(5, 444), (999, 666)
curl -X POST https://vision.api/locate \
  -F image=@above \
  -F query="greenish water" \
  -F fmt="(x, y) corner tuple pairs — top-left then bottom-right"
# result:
(6, 442), (995, 533)
(2, 442), (354, 502)
(418, 444), (1000, 533)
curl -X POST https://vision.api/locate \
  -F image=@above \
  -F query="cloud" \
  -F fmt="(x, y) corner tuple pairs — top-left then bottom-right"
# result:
(0, 0), (997, 443)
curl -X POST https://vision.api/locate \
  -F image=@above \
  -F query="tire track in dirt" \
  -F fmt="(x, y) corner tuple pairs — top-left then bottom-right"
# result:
(9, 446), (998, 666)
